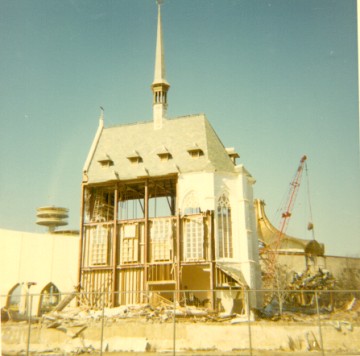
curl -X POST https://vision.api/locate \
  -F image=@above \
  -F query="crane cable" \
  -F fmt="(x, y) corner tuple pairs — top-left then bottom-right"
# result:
(305, 161), (315, 240)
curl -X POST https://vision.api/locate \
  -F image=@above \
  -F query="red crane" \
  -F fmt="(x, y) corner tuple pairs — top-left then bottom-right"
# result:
(263, 155), (308, 282)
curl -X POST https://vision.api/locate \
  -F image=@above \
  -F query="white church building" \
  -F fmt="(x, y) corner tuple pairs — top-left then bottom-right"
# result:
(78, 1), (262, 310)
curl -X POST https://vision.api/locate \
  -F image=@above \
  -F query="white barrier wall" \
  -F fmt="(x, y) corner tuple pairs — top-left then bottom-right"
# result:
(0, 228), (79, 314)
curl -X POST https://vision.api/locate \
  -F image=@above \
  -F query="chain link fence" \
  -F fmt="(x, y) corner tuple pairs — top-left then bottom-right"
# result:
(1, 288), (360, 355)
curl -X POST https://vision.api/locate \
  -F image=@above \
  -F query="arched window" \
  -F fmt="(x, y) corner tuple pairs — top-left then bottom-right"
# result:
(7, 283), (24, 315)
(38, 283), (61, 316)
(182, 191), (201, 215)
(6, 283), (34, 317)
(217, 194), (233, 258)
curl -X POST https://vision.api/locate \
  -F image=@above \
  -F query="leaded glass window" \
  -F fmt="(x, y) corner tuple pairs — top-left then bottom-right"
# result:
(150, 219), (172, 261)
(217, 194), (233, 258)
(90, 225), (109, 265)
(183, 216), (204, 261)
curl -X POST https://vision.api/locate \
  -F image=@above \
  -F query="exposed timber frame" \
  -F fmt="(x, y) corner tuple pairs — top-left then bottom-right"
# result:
(78, 174), (245, 310)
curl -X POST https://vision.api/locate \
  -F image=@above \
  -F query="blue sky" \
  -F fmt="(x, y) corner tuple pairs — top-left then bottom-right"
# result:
(0, 0), (359, 257)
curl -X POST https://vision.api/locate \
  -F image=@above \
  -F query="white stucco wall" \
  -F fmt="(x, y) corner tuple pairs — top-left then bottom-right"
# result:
(177, 167), (262, 293)
(178, 172), (216, 212)
(0, 228), (79, 313)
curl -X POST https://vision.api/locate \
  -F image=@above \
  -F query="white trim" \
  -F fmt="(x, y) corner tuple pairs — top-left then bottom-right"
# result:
(83, 116), (104, 174)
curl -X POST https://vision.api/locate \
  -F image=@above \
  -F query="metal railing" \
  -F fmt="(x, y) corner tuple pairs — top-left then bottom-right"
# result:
(1, 288), (359, 355)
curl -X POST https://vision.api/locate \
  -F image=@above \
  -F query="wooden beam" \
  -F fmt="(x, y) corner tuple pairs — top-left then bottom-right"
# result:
(112, 185), (119, 306)
(147, 280), (176, 285)
(175, 177), (181, 303)
(176, 210), (181, 302)
(144, 180), (149, 293)
(77, 184), (86, 288)
(209, 210), (216, 310)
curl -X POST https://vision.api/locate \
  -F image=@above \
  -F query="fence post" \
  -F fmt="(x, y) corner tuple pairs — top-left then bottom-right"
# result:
(100, 292), (105, 356)
(173, 290), (176, 356)
(246, 289), (253, 356)
(26, 294), (33, 356)
(315, 290), (325, 356)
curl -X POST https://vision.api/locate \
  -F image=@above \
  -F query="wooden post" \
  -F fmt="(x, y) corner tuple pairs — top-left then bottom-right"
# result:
(144, 180), (149, 294)
(176, 210), (181, 302)
(112, 185), (119, 306)
(77, 184), (86, 288)
(209, 210), (216, 310)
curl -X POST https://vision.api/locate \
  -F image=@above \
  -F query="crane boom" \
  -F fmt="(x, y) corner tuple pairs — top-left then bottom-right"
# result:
(263, 155), (308, 283)
(277, 155), (307, 244)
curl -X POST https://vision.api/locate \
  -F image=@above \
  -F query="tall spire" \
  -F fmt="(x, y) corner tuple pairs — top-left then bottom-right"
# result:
(152, 0), (170, 129)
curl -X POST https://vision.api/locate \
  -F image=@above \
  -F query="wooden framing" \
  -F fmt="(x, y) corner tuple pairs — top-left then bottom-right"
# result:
(78, 174), (238, 309)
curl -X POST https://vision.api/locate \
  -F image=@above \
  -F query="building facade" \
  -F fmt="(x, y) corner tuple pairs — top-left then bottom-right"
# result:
(78, 3), (262, 310)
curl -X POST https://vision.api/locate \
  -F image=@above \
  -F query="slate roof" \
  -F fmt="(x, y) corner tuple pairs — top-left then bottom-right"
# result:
(84, 114), (236, 184)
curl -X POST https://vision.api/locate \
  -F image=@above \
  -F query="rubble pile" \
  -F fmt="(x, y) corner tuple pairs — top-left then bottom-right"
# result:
(41, 302), (224, 328)
(260, 267), (360, 322)
(34, 291), (249, 329)
(2, 292), (360, 354)
(284, 268), (336, 309)
(289, 268), (336, 291)
(2, 299), (231, 355)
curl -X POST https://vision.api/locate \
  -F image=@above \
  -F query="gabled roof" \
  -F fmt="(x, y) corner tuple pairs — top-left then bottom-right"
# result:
(84, 114), (236, 184)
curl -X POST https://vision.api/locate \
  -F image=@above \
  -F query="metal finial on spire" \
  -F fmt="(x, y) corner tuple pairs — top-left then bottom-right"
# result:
(156, 0), (164, 5)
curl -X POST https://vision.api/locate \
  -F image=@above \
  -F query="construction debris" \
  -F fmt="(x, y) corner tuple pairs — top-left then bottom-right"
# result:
(2, 289), (360, 355)
(258, 266), (359, 319)
(289, 267), (336, 291)
(52, 283), (80, 312)
(346, 297), (360, 311)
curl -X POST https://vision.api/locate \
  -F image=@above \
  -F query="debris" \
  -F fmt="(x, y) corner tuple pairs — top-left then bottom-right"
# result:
(53, 284), (80, 312)
(56, 325), (87, 338)
(46, 321), (62, 329)
(346, 298), (360, 311)
(330, 320), (353, 332)
(1, 307), (9, 322)
(184, 307), (208, 317)
(289, 267), (335, 292)
(230, 315), (249, 324)
(305, 331), (320, 351)
(288, 336), (303, 351)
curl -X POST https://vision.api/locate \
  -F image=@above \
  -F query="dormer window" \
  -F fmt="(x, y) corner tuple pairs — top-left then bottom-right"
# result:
(187, 148), (204, 158)
(157, 147), (172, 162)
(98, 156), (114, 167)
(127, 151), (143, 164)
(225, 147), (240, 164)
(158, 152), (172, 161)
